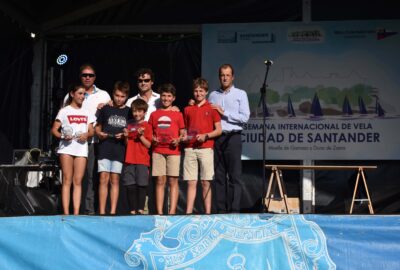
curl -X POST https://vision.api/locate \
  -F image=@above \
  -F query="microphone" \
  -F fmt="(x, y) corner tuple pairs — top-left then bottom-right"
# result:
(264, 60), (273, 66)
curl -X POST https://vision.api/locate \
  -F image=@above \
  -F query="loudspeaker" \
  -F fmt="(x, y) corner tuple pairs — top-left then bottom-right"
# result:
(8, 186), (59, 216)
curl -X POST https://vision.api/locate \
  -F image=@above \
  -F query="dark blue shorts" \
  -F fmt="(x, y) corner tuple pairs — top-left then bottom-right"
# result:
(122, 164), (149, 186)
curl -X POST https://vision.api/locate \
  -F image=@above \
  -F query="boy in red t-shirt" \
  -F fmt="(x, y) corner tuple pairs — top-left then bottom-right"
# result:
(183, 78), (222, 214)
(123, 99), (152, 215)
(148, 83), (185, 215)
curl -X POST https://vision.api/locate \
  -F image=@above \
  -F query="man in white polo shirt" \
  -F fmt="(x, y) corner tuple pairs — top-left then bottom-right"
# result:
(63, 63), (110, 214)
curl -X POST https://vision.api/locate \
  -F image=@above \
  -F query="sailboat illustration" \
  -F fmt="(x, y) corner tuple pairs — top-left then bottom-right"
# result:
(262, 101), (271, 117)
(358, 96), (368, 115)
(310, 93), (323, 118)
(342, 96), (353, 116)
(375, 98), (385, 117)
(287, 96), (296, 117)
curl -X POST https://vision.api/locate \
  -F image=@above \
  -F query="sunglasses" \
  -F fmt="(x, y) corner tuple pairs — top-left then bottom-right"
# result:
(81, 73), (96, 78)
(137, 79), (151, 83)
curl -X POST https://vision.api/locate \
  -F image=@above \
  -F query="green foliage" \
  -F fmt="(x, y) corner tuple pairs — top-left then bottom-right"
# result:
(247, 83), (375, 107)
(266, 88), (279, 104)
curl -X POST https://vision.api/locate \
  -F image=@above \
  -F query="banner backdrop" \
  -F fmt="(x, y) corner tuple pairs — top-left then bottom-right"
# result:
(202, 20), (400, 160)
(1, 215), (400, 269)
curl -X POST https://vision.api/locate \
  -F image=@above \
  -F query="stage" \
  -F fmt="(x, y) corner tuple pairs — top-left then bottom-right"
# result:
(1, 214), (399, 269)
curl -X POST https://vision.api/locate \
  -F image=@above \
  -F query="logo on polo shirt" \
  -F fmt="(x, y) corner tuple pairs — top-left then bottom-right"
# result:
(158, 116), (171, 129)
(68, 115), (88, 124)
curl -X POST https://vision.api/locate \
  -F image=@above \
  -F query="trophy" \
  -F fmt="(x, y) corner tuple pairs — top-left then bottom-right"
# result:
(61, 125), (73, 139)
(157, 130), (173, 145)
(74, 131), (83, 140)
(127, 121), (140, 138)
(186, 129), (199, 144)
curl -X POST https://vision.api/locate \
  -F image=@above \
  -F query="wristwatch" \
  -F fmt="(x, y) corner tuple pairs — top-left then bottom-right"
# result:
(205, 134), (209, 141)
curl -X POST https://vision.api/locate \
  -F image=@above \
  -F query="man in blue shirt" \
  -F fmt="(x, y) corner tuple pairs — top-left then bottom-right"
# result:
(208, 64), (250, 213)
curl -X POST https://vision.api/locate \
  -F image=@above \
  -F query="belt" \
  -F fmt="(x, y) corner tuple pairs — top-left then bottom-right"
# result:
(221, 130), (242, 135)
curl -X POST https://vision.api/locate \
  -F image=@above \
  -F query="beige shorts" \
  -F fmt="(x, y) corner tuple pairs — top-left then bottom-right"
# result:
(183, 148), (214, 181)
(152, 152), (181, 177)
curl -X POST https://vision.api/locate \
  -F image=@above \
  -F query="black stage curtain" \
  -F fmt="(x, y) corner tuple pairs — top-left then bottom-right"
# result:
(47, 35), (201, 114)
(0, 35), (33, 159)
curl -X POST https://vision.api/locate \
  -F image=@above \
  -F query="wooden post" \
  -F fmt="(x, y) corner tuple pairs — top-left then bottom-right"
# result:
(265, 166), (289, 214)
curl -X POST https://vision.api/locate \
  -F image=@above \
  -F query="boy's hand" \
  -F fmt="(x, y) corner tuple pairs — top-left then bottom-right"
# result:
(170, 138), (181, 147)
(152, 135), (159, 145)
(114, 132), (124, 140)
(123, 128), (129, 137)
(196, 134), (207, 143)
(98, 131), (108, 140)
(188, 99), (195, 106)
(181, 134), (188, 142)
(137, 127), (145, 136)
(211, 104), (224, 115)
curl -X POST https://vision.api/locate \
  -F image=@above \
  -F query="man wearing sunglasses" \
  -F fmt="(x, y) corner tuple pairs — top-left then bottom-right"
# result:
(63, 63), (111, 215)
(126, 68), (160, 121)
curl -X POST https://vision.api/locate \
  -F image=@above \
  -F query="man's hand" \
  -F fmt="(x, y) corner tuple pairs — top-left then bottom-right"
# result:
(170, 106), (180, 112)
(97, 102), (107, 110)
(211, 104), (224, 115)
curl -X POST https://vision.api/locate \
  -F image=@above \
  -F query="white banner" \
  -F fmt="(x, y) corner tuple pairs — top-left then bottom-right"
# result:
(202, 20), (400, 160)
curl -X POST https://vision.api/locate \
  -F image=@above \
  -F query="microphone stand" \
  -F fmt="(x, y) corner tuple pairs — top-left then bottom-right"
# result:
(258, 61), (272, 212)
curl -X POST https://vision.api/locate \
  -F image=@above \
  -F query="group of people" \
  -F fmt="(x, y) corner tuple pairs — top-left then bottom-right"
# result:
(51, 63), (250, 215)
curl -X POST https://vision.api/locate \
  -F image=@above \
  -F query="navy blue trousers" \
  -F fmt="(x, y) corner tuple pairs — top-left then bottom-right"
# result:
(214, 132), (242, 213)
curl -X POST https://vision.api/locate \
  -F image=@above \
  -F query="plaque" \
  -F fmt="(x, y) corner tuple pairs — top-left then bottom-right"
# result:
(157, 130), (173, 145)
(186, 129), (199, 144)
(127, 121), (140, 138)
